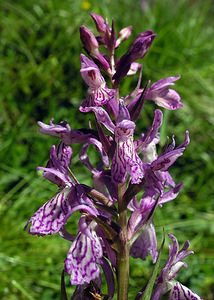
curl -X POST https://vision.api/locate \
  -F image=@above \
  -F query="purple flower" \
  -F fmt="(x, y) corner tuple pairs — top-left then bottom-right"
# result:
(25, 187), (73, 235)
(151, 131), (190, 172)
(127, 196), (155, 236)
(130, 223), (158, 263)
(80, 25), (99, 54)
(81, 102), (144, 184)
(112, 118), (144, 184)
(93, 169), (117, 203)
(79, 134), (109, 171)
(140, 131), (189, 198)
(38, 119), (96, 144)
(25, 143), (74, 235)
(38, 142), (72, 187)
(81, 106), (116, 132)
(115, 26), (132, 48)
(145, 76), (183, 110)
(79, 54), (115, 108)
(64, 218), (103, 285)
(152, 234), (201, 300)
(134, 109), (163, 161)
(25, 142), (98, 235)
(90, 13), (108, 36)
(25, 184), (98, 236)
(38, 118), (109, 169)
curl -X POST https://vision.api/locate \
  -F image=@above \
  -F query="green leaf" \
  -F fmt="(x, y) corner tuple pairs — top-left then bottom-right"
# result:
(137, 232), (165, 300)
(60, 270), (68, 300)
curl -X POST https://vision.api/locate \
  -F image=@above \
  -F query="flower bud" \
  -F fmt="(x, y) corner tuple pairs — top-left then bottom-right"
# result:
(90, 13), (107, 34)
(116, 25), (132, 48)
(113, 30), (156, 83)
(128, 30), (156, 61)
(80, 25), (99, 55)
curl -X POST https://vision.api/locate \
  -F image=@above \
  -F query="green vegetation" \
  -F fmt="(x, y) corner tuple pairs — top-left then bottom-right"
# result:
(0, 0), (213, 299)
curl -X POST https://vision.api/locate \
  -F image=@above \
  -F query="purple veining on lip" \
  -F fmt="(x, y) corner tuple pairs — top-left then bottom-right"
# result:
(80, 54), (115, 108)
(65, 222), (103, 285)
(112, 118), (144, 184)
(25, 187), (71, 235)
(169, 282), (202, 300)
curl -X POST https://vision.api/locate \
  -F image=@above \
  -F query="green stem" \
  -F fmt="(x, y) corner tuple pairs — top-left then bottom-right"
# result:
(117, 184), (129, 300)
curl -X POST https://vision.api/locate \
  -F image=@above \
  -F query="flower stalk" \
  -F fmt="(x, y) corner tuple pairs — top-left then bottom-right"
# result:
(117, 183), (129, 300)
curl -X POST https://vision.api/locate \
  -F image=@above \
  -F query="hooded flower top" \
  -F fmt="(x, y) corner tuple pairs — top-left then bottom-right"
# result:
(80, 54), (115, 109)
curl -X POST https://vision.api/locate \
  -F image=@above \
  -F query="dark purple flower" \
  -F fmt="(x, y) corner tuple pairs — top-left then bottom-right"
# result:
(80, 25), (99, 54)
(80, 26), (110, 72)
(127, 30), (156, 61)
(145, 76), (183, 110)
(79, 54), (115, 108)
(72, 278), (102, 300)
(64, 218), (103, 285)
(113, 30), (156, 83)
(93, 169), (117, 203)
(90, 13), (116, 54)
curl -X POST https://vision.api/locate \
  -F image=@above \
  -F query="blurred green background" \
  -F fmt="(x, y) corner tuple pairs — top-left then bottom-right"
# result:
(0, 0), (213, 299)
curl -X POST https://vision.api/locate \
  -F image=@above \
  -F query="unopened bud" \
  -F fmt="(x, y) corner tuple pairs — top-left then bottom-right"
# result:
(80, 25), (99, 55)
(90, 13), (107, 34)
(128, 30), (156, 61)
(116, 26), (132, 48)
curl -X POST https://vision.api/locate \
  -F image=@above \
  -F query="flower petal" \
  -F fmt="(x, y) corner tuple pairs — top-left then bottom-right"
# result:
(131, 223), (158, 263)
(65, 228), (103, 285)
(26, 188), (71, 235)
(169, 282), (202, 300)
(79, 137), (109, 172)
(80, 106), (115, 133)
(145, 76), (183, 110)
(37, 143), (72, 187)
(151, 131), (190, 171)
